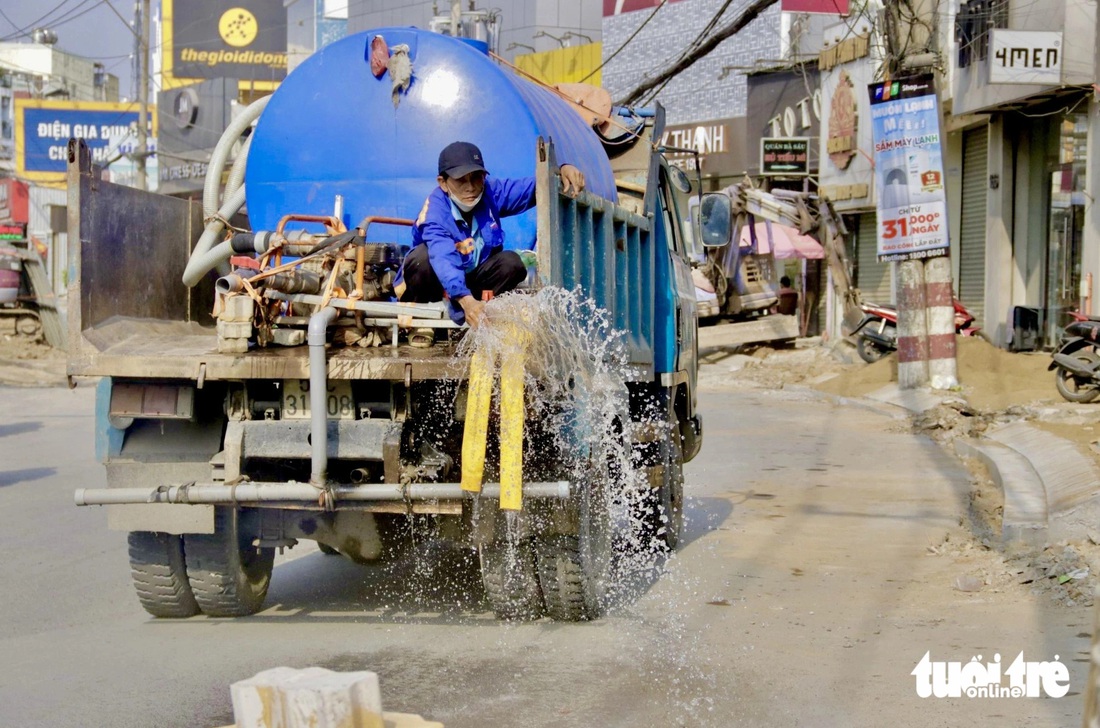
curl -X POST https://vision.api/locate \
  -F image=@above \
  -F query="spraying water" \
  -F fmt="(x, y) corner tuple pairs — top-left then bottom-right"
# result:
(454, 286), (674, 611)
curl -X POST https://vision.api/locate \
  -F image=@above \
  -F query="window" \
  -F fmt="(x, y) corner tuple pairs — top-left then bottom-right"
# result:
(956, 0), (1009, 69)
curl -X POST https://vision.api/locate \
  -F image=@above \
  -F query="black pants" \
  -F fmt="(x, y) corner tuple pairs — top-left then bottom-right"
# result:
(399, 244), (527, 303)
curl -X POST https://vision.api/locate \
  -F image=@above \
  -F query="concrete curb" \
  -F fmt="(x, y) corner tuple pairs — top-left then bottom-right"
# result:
(804, 380), (1100, 552)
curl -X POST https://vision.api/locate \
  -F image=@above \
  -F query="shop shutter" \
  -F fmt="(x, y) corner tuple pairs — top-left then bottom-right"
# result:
(856, 213), (893, 305)
(958, 126), (988, 326)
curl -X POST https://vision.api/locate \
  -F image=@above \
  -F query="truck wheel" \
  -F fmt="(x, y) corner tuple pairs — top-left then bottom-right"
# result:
(536, 476), (613, 621)
(127, 531), (200, 618)
(1055, 351), (1100, 403)
(631, 421), (685, 552)
(857, 334), (891, 364)
(184, 508), (274, 617)
(479, 536), (543, 620)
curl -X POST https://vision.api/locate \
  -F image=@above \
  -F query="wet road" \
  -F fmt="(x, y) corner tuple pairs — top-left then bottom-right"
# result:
(0, 380), (1088, 727)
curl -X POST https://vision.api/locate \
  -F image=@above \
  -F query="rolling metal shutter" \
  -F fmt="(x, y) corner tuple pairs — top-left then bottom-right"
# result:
(958, 127), (988, 326)
(856, 213), (893, 305)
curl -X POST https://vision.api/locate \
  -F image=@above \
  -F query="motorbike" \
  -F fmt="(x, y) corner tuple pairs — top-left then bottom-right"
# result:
(1049, 312), (1100, 402)
(844, 299), (979, 364)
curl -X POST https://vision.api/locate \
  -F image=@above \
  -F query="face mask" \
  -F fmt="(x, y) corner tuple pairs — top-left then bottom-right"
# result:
(450, 192), (482, 213)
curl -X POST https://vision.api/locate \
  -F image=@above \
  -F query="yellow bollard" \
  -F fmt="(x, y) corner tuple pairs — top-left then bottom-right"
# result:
(460, 348), (494, 493)
(498, 324), (529, 511)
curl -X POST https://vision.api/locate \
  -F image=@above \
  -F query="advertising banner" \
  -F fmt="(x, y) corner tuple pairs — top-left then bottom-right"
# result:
(163, 0), (287, 90)
(15, 100), (156, 185)
(868, 74), (948, 263)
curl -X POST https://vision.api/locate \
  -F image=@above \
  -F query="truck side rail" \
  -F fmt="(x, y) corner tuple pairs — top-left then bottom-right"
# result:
(535, 138), (656, 374)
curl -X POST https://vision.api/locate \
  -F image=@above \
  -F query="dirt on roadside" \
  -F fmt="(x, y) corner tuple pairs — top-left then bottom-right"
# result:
(0, 336), (67, 387)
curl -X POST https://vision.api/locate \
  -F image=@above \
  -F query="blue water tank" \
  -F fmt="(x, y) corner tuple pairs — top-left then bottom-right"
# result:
(245, 28), (616, 249)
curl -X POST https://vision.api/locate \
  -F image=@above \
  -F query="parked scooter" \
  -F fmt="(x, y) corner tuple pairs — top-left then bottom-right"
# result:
(1049, 312), (1100, 402)
(844, 299), (979, 364)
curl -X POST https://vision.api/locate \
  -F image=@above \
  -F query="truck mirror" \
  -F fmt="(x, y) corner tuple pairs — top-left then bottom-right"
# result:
(668, 165), (691, 194)
(699, 193), (732, 247)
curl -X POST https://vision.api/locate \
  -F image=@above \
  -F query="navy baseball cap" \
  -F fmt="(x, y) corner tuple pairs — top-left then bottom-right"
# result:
(438, 141), (488, 178)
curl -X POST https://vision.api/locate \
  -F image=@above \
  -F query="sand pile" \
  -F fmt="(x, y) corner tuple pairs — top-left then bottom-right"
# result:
(812, 336), (1058, 412)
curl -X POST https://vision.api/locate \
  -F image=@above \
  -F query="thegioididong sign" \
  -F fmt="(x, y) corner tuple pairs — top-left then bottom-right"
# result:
(162, 0), (288, 89)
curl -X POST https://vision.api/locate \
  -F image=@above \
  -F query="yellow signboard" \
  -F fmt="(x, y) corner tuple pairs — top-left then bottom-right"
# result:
(514, 43), (603, 86)
(162, 0), (286, 92)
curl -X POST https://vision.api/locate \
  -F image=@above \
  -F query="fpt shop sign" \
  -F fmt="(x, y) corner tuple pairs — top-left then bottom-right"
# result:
(15, 100), (153, 182)
(867, 75), (949, 263)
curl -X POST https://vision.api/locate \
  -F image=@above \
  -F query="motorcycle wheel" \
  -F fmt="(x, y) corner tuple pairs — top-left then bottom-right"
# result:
(1054, 350), (1100, 403)
(857, 335), (891, 364)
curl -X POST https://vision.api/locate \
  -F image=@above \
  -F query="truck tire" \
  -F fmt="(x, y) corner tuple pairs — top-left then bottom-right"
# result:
(631, 421), (685, 552)
(536, 474), (613, 621)
(479, 537), (543, 620)
(127, 531), (200, 618)
(184, 508), (274, 617)
(536, 535), (599, 621)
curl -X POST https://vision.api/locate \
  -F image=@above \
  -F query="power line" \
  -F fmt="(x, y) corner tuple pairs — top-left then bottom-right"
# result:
(618, 0), (782, 107)
(0, 0), (93, 42)
(579, 0), (668, 84)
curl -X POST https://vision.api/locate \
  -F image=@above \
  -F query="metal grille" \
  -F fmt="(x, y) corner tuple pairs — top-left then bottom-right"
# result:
(856, 213), (893, 305)
(959, 126), (988, 327)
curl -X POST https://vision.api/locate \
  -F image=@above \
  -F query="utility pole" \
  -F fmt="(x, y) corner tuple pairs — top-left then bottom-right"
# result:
(136, 0), (149, 191)
(881, 0), (958, 390)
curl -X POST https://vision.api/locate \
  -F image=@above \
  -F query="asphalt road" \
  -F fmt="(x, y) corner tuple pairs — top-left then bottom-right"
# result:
(0, 379), (1090, 727)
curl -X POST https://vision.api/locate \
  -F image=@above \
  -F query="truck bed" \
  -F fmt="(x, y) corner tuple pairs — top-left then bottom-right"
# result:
(69, 317), (462, 381)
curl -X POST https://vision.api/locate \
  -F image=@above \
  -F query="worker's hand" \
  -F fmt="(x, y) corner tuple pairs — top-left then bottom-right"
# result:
(458, 295), (487, 329)
(560, 164), (586, 198)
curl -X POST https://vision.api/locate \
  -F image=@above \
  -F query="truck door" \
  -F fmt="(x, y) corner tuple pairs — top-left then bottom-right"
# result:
(658, 163), (698, 418)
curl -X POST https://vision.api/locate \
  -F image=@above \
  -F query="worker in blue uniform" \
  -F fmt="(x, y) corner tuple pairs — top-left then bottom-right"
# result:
(396, 141), (585, 344)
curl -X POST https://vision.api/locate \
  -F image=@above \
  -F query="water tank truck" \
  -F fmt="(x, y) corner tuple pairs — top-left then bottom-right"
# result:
(67, 28), (705, 621)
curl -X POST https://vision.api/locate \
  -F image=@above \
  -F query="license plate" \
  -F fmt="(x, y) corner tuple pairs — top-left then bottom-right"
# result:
(282, 380), (355, 419)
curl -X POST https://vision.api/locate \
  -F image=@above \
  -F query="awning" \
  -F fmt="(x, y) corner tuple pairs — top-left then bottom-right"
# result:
(739, 220), (825, 260)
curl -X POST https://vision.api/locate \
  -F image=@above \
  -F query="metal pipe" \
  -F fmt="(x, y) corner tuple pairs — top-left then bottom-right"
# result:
(267, 269), (321, 295)
(309, 306), (340, 486)
(74, 481), (573, 506)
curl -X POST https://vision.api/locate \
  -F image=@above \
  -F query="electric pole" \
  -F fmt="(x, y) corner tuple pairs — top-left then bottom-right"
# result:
(136, 0), (149, 191)
(881, 0), (958, 390)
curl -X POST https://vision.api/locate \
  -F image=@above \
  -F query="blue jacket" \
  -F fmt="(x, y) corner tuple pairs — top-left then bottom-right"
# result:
(408, 176), (536, 299)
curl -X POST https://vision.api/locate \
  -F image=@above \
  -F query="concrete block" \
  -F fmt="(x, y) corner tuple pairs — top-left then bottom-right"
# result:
(986, 422), (1100, 542)
(218, 337), (249, 354)
(954, 438), (1048, 553)
(217, 319), (253, 339)
(231, 667), (385, 728)
(271, 328), (306, 347)
(222, 295), (255, 322)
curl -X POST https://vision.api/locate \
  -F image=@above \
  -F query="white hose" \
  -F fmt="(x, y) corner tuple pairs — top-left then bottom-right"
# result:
(225, 133), (252, 201)
(203, 95), (271, 219)
(183, 186), (247, 287)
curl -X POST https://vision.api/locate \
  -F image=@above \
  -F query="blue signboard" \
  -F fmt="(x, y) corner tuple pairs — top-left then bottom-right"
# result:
(15, 100), (155, 183)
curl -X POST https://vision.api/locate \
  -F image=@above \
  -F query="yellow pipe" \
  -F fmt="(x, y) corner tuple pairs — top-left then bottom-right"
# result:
(499, 325), (529, 511)
(461, 348), (494, 493)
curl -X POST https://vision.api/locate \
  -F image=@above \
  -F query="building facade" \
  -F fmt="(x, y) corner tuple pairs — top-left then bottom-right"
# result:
(0, 41), (120, 171)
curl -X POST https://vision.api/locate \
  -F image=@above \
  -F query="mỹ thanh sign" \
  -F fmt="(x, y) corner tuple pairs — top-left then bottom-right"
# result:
(868, 74), (948, 263)
(989, 30), (1062, 85)
(162, 0), (288, 91)
(760, 138), (810, 176)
